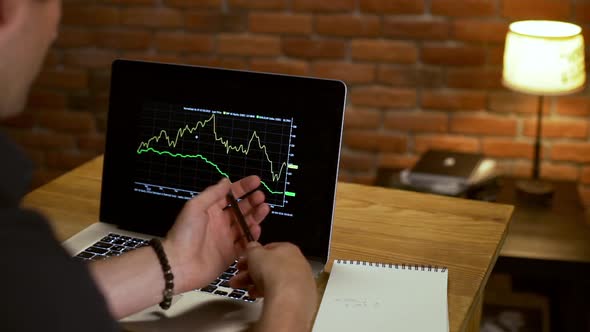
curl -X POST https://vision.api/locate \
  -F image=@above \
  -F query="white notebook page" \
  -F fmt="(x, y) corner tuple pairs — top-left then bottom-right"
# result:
(313, 260), (449, 332)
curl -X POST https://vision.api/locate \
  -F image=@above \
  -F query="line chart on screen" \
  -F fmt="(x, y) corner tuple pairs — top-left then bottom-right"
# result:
(133, 102), (298, 209)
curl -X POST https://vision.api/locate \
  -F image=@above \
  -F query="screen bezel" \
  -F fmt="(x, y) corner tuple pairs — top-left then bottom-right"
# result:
(100, 59), (346, 263)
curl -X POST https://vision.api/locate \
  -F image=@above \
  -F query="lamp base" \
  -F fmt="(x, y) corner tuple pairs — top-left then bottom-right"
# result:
(516, 179), (554, 205)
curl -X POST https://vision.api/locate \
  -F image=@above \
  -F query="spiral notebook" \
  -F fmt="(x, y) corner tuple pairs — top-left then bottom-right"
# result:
(313, 260), (449, 332)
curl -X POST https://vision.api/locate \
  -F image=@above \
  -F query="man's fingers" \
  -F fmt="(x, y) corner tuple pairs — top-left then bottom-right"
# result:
(248, 203), (270, 226)
(210, 175), (261, 210)
(239, 192), (270, 232)
(249, 224), (262, 241)
(229, 270), (252, 289)
(236, 255), (249, 270)
(229, 200), (268, 247)
(189, 178), (231, 209)
(231, 175), (261, 199)
(262, 242), (282, 250)
(226, 190), (265, 223)
(235, 240), (263, 268)
(247, 287), (263, 299)
(237, 190), (266, 216)
(232, 224), (262, 254)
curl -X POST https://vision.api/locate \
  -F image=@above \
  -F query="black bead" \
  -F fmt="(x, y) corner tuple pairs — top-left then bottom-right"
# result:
(149, 238), (175, 311)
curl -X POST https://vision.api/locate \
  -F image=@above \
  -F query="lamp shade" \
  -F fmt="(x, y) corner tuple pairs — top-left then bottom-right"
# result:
(503, 20), (586, 96)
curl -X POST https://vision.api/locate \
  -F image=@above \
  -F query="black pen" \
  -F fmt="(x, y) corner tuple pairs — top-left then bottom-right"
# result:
(226, 192), (255, 242)
(222, 187), (258, 211)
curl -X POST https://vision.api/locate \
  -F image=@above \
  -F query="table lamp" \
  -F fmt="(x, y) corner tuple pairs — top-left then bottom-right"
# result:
(502, 20), (586, 200)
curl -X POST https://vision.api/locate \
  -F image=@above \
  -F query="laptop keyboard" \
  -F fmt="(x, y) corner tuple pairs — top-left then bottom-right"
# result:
(74, 233), (255, 302)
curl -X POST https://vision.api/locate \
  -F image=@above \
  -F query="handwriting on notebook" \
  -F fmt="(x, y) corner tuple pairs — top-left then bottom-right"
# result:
(333, 298), (381, 309)
(313, 260), (449, 332)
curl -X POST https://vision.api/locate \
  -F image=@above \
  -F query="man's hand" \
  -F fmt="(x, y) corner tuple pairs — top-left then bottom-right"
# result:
(230, 242), (318, 332)
(162, 176), (270, 293)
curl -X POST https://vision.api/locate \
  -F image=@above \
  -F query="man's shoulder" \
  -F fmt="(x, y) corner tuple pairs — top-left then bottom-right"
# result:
(0, 206), (120, 331)
(0, 206), (70, 266)
(0, 206), (55, 240)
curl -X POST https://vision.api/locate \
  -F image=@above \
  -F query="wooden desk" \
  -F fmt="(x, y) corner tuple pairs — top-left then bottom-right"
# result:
(376, 168), (590, 264)
(375, 168), (590, 331)
(495, 178), (590, 264)
(22, 156), (513, 332)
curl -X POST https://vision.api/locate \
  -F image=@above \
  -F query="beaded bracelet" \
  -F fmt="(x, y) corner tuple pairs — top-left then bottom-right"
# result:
(149, 238), (174, 310)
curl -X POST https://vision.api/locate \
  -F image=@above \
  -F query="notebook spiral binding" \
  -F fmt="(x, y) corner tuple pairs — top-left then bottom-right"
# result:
(336, 259), (447, 273)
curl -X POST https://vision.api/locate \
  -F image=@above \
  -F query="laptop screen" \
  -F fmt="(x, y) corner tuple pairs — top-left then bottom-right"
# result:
(101, 60), (346, 262)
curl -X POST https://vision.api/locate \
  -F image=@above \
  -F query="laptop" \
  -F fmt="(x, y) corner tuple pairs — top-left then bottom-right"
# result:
(403, 150), (496, 196)
(62, 59), (347, 331)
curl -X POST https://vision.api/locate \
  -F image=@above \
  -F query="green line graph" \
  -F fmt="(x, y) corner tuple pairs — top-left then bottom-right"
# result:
(137, 114), (287, 183)
(137, 147), (283, 195)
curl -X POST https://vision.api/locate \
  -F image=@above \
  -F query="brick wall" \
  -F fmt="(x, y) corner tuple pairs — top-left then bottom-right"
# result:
(2, 0), (590, 204)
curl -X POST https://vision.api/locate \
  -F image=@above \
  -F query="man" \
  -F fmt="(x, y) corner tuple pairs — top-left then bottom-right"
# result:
(0, 0), (318, 331)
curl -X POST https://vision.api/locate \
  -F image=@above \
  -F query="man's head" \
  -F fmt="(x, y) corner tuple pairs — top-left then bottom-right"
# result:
(0, 0), (61, 119)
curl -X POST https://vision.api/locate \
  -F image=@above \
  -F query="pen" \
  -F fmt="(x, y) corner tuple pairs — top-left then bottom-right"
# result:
(222, 187), (258, 211)
(226, 192), (255, 243)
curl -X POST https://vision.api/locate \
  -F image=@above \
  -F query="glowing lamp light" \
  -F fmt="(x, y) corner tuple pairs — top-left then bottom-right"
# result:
(503, 20), (586, 95)
(502, 20), (586, 201)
